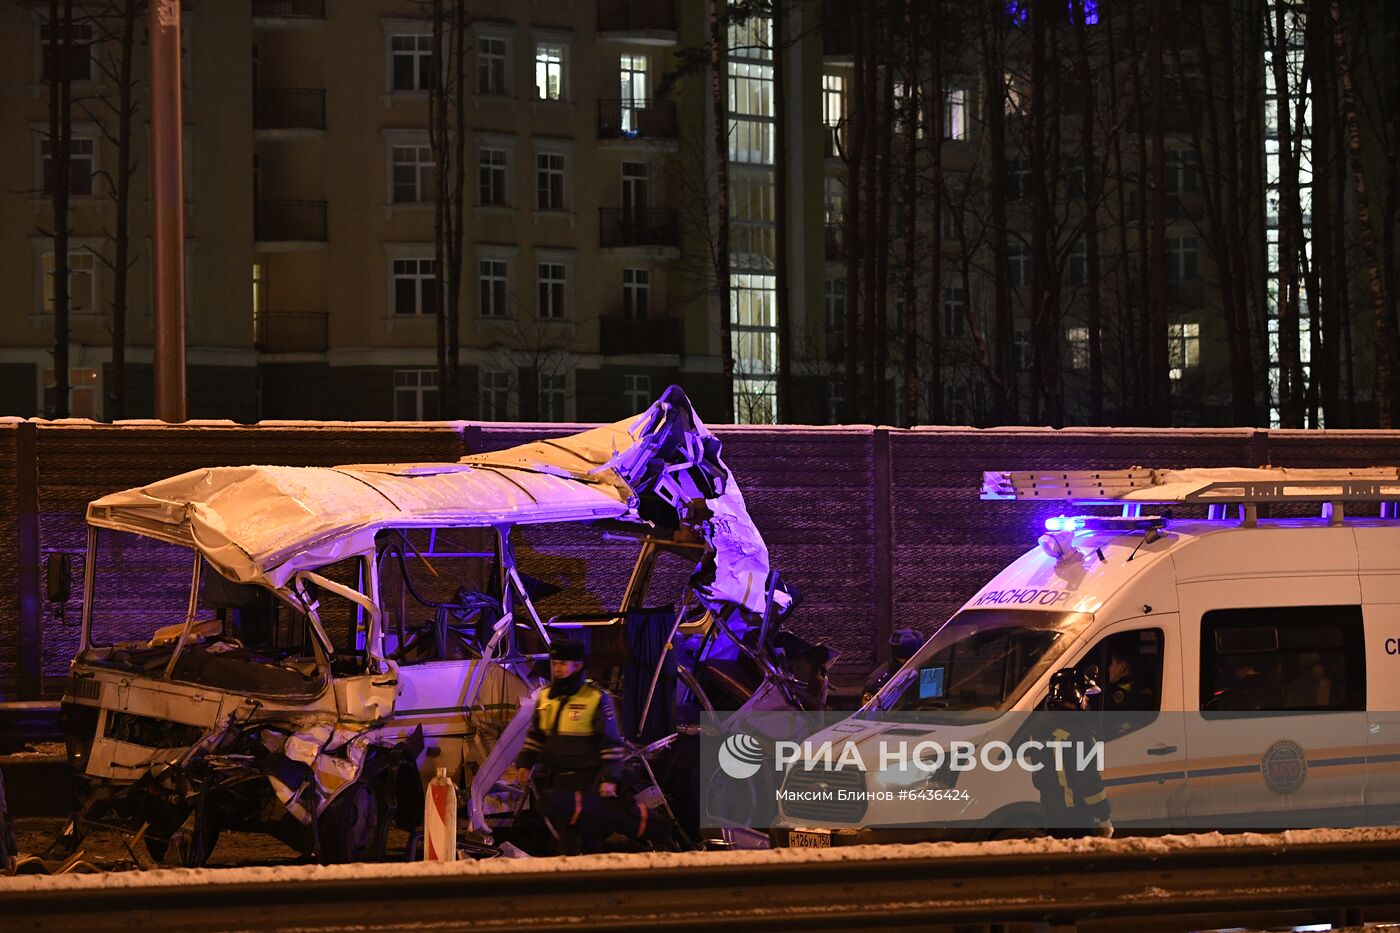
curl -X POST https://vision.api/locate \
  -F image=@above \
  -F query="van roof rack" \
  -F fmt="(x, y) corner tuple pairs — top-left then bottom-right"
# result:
(981, 467), (1400, 506)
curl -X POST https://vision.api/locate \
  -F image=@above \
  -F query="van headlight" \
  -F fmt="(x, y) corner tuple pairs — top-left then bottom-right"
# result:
(874, 760), (960, 789)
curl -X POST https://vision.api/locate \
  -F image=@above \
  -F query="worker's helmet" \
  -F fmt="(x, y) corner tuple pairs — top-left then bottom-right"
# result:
(889, 628), (923, 663)
(548, 636), (586, 663)
(1045, 667), (1102, 709)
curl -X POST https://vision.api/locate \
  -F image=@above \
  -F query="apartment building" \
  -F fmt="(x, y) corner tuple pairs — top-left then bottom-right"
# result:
(0, 0), (837, 424)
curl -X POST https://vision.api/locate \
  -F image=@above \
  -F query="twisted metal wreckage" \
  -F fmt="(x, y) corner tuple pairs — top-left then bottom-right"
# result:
(57, 387), (833, 864)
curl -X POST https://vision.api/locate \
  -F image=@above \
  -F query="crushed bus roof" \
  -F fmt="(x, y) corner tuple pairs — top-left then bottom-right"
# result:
(84, 387), (775, 617)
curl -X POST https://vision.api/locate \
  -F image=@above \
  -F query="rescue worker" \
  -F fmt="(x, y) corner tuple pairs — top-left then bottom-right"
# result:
(1103, 649), (1155, 713)
(511, 637), (625, 853)
(1030, 668), (1113, 839)
(0, 764), (17, 874)
(862, 629), (923, 706)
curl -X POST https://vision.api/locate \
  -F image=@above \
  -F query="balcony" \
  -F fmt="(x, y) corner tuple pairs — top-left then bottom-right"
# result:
(1166, 278), (1205, 308)
(599, 208), (679, 252)
(824, 223), (846, 262)
(598, 99), (678, 144)
(597, 0), (676, 43)
(600, 316), (682, 356)
(252, 0), (324, 26)
(255, 199), (328, 249)
(255, 311), (328, 353)
(254, 88), (326, 136)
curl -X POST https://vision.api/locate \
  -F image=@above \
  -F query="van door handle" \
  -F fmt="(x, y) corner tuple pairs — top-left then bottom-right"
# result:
(371, 679), (398, 688)
(1147, 744), (1178, 756)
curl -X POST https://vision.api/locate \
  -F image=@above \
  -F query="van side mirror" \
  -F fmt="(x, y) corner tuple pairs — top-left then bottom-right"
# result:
(46, 553), (72, 603)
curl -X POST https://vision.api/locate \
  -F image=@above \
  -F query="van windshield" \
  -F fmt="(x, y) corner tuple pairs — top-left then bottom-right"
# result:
(863, 609), (1091, 717)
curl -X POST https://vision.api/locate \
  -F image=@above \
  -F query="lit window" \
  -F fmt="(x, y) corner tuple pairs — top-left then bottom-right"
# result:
(478, 36), (507, 95)
(478, 147), (508, 206)
(535, 43), (565, 100)
(391, 257), (437, 315)
(536, 152), (565, 211)
(1169, 322), (1200, 380)
(479, 259), (508, 318)
(390, 34), (433, 92)
(622, 268), (649, 320)
(620, 54), (648, 132)
(538, 263), (566, 319)
(391, 144), (436, 203)
(822, 74), (845, 127)
(1066, 326), (1089, 370)
(943, 87), (967, 140)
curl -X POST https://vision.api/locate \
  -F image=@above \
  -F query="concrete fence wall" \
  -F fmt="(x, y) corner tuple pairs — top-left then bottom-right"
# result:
(3, 419), (1400, 700)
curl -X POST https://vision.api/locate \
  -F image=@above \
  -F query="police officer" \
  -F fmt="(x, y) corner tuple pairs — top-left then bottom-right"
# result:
(1104, 649), (1155, 713)
(511, 637), (624, 853)
(1030, 668), (1113, 839)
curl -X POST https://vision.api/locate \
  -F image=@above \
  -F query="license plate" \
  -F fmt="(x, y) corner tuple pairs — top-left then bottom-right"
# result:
(789, 829), (832, 848)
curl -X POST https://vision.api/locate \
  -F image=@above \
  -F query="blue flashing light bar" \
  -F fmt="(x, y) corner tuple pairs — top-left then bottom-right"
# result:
(1044, 514), (1167, 534)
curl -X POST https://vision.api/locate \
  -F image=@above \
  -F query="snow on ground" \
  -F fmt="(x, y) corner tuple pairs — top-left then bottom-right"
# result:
(4, 826), (1400, 894)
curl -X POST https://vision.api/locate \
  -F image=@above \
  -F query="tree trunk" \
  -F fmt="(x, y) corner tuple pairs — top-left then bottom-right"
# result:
(980, 0), (1015, 422)
(901, 0), (924, 425)
(872, 5), (895, 423)
(1330, 0), (1394, 426)
(842, 1), (863, 421)
(1270, 4), (1304, 427)
(1148, 0), (1170, 425)
(108, 0), (139, 421)
(924, 1), (946, 423)
(1075, 0), (1103, 425)
(446, 0), (467, 419)
(773, 0), (791, 422)
(711, 0), (734, 421)
(859, 3), (879, 422)
(47, 0), (73, 418)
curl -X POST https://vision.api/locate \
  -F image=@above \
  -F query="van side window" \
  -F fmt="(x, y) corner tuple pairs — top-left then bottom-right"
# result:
(1200, 605), (1365, 713)
(1079, 628), (1163, 739)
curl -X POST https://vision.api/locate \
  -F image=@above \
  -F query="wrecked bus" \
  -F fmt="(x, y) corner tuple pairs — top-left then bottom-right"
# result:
(58, 387), (826, 864)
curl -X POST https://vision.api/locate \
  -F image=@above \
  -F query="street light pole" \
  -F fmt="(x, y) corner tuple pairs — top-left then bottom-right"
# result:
(149, 0), (186, 422)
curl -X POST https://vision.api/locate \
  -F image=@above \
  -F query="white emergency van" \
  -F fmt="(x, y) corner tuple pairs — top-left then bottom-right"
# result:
(773, 466), (1400, 847)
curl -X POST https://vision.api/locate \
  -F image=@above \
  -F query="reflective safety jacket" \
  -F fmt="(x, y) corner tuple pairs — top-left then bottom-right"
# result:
(518, 679), (624, 786)
(1027, 714), (1111, 823)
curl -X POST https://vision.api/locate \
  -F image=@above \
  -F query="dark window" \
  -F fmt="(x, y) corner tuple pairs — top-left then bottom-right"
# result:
(1200, 605), (1365, 714)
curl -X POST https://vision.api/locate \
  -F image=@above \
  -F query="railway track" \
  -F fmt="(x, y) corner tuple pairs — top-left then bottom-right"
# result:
(4, 829), (1400, 932)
